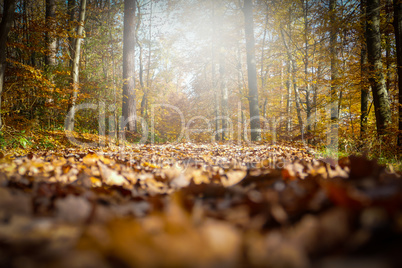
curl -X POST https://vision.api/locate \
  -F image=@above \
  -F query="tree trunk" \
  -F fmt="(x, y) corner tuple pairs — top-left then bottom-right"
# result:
(23, 0), (35, 67)
(107, 0), (117, 140)
(45, 0), (57, 128)
(303, 0), (312, 142)
(329, 0), (338, 149)
(361, 0), (369, 138)
(218, 3), (229, 141)
(65, 0), (86, 131)
(146, 0), (152, 88)
(211, 3), (220, 141)
(280, 27), (303, 136)
(313, 55), (321, 133)
(292, 59), (304, 136)
(286, 60), (292, 133)
(67, 0), (76, 68)
(220, 52), (228, 140)
(386, 0), (392, 93)
(366, 0), (391, 135)
(135, 0), (147, 119)
(0, 0), (15, 129)
(45, 0), (56, 66)
(260, 10), (269, 118)
(394, 0), (402, 146)
(139, 34), (147, 119)
(138, 35), (148, 120)
(242, 0), (261, 141)
(122, 0), (137, 132)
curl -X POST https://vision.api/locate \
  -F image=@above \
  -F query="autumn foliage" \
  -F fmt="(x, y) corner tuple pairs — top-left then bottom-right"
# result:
(0, 0), (402, 267)
(0, 143), (401, 267)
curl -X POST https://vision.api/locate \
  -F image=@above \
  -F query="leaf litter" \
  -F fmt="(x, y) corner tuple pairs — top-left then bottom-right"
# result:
(0, 142), (401, 268)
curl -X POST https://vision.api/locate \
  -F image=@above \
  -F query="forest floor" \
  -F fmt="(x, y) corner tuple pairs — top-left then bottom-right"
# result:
(0, 132), (402, 268)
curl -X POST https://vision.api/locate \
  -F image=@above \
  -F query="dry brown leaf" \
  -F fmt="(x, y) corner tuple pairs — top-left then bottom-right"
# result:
(222, 170), (247, 187)
(98, 162), (130, 187)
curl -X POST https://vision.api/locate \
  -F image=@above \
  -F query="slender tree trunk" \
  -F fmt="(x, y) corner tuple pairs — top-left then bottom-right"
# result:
(286, 60), (292, 133)
(361, 0), (369, 138)
(212, 58), (219, 141)
(241, 109), (246, 140)
(220, 52), (228, 140)
(386, 0), (392, 93)
(23, 0), (34, 67)
(312, 81), (318, 132)
(280, 27), (303, 136)
(0, 0), (15, 129)
(45, 0), (56, 66)
(135, 1), (147, 119)
(67, 0), (76, 68)
(292, 59), (303, 136)
(303, 0), (312, 142)
(366, 0), (392, 135)
(145, 0), (153, 119)
(139, 42), (147, 119)
(107, 0), (117, 140)
(215, 0), (228, 140)
(260, 9), (269, 134)
(211, 3), (220, 141)
(279, 63), (284, 133)
(122, 0), (137, 132)
(214, 90), (220, 141)
(45, 0), (57, 127)
(65, 0), (86, 131)
(312, 49), (321, 133)
(242, 0), (261, 141)
(138, 39), (144, 102)
(146, 0), (152, 88)
(394, 0), (402, 146)
(262, 97), (267, 120)
(260, 10), (269, 109)
(329, 0), (339, 149)
(236, 40), (245, 142)
(139, 64), (148, 120)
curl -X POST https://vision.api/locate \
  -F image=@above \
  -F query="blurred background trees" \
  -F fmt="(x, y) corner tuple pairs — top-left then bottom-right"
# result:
(0, 0), (401, 156)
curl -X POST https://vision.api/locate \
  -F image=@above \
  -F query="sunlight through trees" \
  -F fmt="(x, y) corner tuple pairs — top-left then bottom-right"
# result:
(0, 0), (401, 156)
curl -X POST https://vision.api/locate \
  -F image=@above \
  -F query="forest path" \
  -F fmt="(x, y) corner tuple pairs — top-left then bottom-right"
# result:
(0, 143), (401, 267)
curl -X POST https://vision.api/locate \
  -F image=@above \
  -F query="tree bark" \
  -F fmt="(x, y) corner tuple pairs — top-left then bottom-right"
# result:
(394, 0), (402, 145)
(135, 0), (147, 119)
(65, 0), (87, 131)
(67, 0), (76, 68)
(107, 0), (117, 140)
(45, 0), (56, 66)
(286, 59), (292, 133)
(329, 0), (338, 150)
(386, 0), (392, 93)
(292, 59), (303, 136)
(146, 0), (152, 89)
(361, 0), (369, 138)
(303, 0), (312, 142)
(366, 0), (391, 135)
(139, 35), (147, 119)
(122, 0), (137, 132)
(242, 0), (261, 141)
(0, 0), (15, 129)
